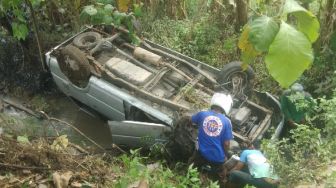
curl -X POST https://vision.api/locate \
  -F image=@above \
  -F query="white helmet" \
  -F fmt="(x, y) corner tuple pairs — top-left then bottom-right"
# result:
(210, 93), (233, 114)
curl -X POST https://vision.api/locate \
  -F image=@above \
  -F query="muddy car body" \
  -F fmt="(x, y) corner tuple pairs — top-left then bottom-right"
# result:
(45, 26), (283, 149)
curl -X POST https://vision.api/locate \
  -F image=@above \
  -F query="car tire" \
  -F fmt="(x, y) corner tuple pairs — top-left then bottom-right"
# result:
(73, 32), (102, 49)
(59, 45), (91, 87)
(217, 61), (255, 96)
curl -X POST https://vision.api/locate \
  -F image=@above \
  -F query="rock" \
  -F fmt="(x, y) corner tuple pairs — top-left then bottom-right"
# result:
(38, 184), (48, 188)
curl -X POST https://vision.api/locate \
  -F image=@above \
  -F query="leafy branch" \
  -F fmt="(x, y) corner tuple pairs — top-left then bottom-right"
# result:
(239, 0), (320, 88)
(80, 1), (142, 44)
(0, 0), (45, 70)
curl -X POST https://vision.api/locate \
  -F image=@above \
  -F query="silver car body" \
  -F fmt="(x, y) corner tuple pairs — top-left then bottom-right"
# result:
(46, 27), (283, 147)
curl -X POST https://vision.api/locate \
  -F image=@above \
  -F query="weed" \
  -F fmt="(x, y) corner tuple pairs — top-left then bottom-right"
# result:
(111, 148), (219, 187)
(140, 11), (239, 68)
(29, 95), (50, 112)
(262, 90), (336, 186)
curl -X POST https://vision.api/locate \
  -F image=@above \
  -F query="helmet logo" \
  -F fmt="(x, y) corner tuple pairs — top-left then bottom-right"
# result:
(203, 116), (223, 137)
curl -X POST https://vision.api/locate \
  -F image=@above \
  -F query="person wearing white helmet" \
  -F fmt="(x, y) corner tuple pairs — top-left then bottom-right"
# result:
(189, 92), (234, 182)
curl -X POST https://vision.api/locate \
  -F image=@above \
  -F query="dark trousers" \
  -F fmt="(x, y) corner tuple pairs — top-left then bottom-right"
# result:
(229, 170), (279, 188)
(189, 151), (224, 172)
(188, 151), (227, 184)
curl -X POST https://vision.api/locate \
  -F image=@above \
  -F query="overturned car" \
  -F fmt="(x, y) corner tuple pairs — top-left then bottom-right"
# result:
(45, 26), (283, 157)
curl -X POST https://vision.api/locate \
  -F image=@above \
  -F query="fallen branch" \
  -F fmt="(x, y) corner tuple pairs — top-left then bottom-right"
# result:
(69, 143), (90, 155)
(69, 157), (90, 172)
(2, 98), (40, 118)
(0, 162), (51, 170)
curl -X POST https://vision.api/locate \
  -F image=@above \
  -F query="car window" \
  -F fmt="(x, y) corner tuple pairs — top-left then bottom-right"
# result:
(127, 106), (167, 125)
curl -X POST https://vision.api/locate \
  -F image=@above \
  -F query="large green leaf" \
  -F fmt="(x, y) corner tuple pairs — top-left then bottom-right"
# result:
(83, 5), (97, 16)
(282, 0), (320, 42)
(293, 11), (320, 42)
(249, 16), (279, 52)
(282, 0), (306, 14)
(12, 22), (28, 40)
(104, 4), (114, 12)
(265, 22), (313, 88)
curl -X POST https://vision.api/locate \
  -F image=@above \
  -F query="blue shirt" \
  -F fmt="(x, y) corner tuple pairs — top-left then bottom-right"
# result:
(240, 150), (278, 179)
(191, 110), (233, 163)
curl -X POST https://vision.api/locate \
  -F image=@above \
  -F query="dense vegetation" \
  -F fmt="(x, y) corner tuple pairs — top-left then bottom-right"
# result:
(1, 0), (336, 187)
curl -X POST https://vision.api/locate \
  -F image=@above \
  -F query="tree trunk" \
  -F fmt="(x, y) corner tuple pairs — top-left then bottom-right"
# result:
(325, 0), (335, 25)
(236, 0), (248, 32)
(314, 0), (335, 52)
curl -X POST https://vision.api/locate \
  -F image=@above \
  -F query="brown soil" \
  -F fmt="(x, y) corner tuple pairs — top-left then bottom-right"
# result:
(0, 135), (118, 187)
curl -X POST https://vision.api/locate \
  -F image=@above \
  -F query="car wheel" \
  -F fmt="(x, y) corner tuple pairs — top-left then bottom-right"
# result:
(217, 61), (255, 96)
(59, 45), (91, 87)
(73, 32), (102, 49)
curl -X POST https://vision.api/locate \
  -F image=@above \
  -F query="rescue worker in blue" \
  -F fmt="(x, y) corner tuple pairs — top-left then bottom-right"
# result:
(189, 93), (234, 180)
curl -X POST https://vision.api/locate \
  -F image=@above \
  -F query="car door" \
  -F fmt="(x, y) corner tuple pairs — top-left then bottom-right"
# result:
(86, 77), (125, 121)
(108, 120), (172, 148)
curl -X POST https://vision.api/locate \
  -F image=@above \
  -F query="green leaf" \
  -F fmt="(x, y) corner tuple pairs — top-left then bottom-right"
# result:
(103, 15), (113, 24)
(265, 22), (313, 88)
(11, 22), (28, 40)
(31, 0), (43, 8)
(249, 16), (279, 52)
(17, 135), (30, 144)
(293, 11), (320, 42)
(113, 11), (127, 26)
(282, 0), (306, 15)
(90, 9), (104, 24)
(282, 0), (320, 42)
(13, 9), (26, 23)
(83, 5), (97, 16)
(133, 3), (142, 17)
(104, 4), (114, 12)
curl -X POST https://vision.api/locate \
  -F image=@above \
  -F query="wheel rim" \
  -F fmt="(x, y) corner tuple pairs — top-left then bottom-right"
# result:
(220, 71), (249, 96)
(80, 36), (97, 46)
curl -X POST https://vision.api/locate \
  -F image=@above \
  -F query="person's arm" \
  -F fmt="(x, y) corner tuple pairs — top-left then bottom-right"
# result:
(190, 112), (201, 127)
(222, 119), (234, 159)
(231, 161), (245, 171)
(230, 150), (248, 172)
(223, 140), (230, 160)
